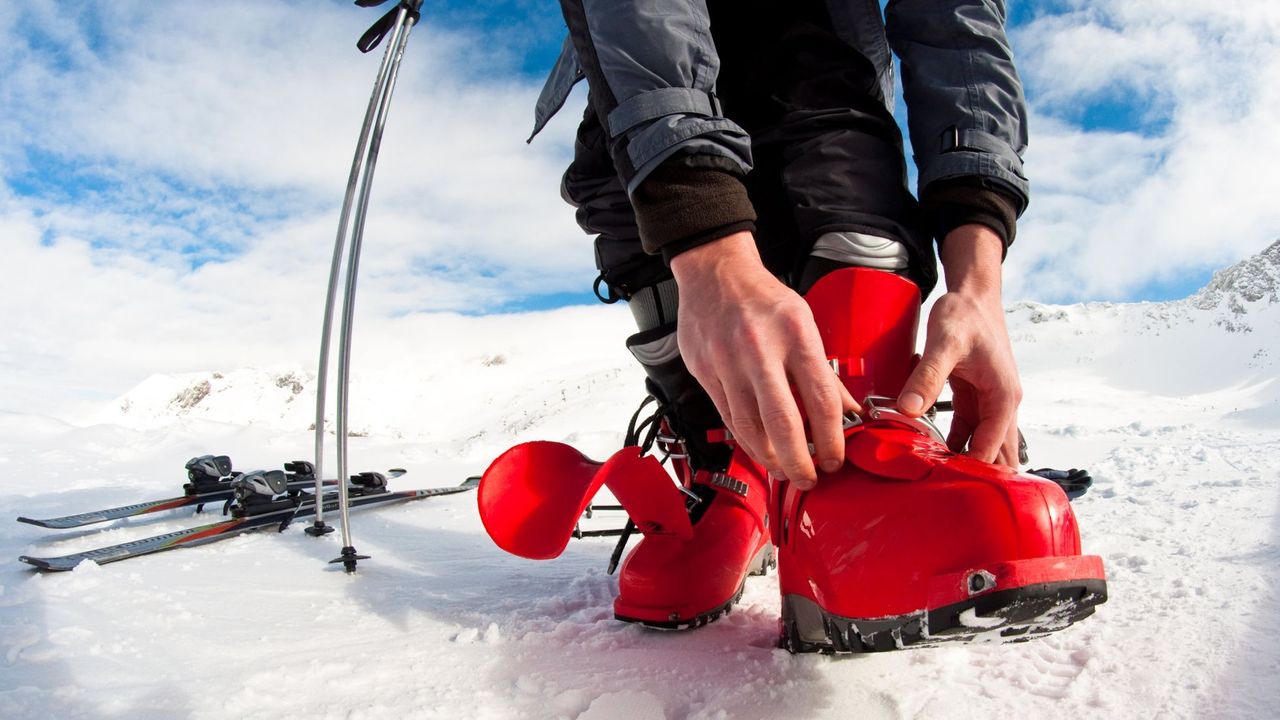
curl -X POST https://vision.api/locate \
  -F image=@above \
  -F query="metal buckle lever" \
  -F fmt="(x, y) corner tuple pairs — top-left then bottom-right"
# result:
(859, 396), (945, 442)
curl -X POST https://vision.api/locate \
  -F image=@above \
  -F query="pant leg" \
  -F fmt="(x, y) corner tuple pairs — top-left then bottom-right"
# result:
(561, 101), (729, 468)
(562, 102), (674, 308)
(708, 0), (938, 297)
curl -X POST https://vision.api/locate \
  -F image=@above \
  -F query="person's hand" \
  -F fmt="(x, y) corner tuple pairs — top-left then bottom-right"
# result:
(898, 224), (1022, 467)
(670, 231), (858, 489)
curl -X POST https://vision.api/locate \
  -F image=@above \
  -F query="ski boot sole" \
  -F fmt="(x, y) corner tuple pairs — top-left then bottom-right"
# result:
(614, 543), (774, 630)
(780, 577), (1108, 653)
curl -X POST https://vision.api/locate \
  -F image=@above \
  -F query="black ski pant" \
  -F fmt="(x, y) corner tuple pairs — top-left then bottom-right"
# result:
(562, 0), (937, 304)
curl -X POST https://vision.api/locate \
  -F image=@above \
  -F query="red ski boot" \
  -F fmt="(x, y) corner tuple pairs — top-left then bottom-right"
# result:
(774, 268), (1107, 653)
(478, 414), (774, 630)
(612, 442), (773, 628)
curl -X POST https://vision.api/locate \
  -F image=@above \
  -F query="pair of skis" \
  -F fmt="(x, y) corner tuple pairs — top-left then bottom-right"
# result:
(17, 454), (476, 572)
(16, 455), (334, 530)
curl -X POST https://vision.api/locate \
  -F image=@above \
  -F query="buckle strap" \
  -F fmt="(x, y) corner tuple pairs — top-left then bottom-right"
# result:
(940, 127), (1012, 156)
(607, 87), (722, 138)
(706, 472), (749, 498)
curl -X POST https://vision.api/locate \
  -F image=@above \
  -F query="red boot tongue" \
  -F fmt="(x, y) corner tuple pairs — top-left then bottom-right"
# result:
(478, 441), (602, 560)
(478, 442), (693, 561)
(803, 267), (921, 401)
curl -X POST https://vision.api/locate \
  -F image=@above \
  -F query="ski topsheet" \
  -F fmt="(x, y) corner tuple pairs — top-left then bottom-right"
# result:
(17, 494), (229, 530)
(19, 477), (478, 572)
(15, 478), (318, 530)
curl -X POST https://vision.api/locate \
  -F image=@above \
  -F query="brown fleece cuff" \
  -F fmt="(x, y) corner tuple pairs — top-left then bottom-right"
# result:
(630, 158), (758, 263)
(921, 178), (1021, 254)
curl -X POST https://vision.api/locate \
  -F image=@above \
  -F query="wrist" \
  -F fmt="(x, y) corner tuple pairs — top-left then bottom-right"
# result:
(940, 224), (1004, 297)
(670, 231), (766, 286)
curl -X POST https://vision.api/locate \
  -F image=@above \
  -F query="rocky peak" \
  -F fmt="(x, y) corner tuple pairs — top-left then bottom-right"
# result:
(1192, 238), (1280, 314)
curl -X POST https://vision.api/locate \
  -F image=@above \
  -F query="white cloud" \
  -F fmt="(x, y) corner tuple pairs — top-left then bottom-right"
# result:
(1008, 0), (1280, 300)
(9, 1), (1279, 416)
(0, 1), (598, 416)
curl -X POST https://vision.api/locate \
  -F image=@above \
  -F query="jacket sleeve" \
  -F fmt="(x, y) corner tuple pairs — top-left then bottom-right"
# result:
(884, 0), (1030, 217)
(557, 0), (753, 195)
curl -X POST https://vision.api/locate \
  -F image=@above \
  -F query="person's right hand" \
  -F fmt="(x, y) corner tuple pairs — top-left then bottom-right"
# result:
(669, 231), (858, 489)
(897, 224), (1022, 467)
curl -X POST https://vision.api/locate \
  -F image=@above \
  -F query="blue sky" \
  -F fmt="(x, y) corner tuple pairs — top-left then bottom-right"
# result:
(2, 0), (1278, 412)
(8, 1), (1273, 309)
(354, 0), (1266, 302)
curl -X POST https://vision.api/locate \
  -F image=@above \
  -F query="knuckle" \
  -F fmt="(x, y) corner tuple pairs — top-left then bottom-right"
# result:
(734, 415), (766, 438)
(912, 362), (947, 389)
(1010, 383), (1024, 404)
(682, 354), (711, 379)
(932, 324), (963, 349)
(806, 381), (841, 410)
(759, 406), (797, 432)
(780, 307), (811, 335)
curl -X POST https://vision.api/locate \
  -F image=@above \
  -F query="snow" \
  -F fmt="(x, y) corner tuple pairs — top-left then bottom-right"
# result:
(958, 607), (1005, 630)
(2, 245), (1280, 719)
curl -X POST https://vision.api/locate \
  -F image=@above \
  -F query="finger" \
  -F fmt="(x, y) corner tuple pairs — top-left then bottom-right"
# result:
(699, 375), (734, 436)
(899, 334), (962, 418)
(995, 422), (1022, 468)
(752, 371), (817, 489)
(724, 384), (780, 475)
(965, 397), (1018, 464)
(838, 380), (861, 417)
(946, 412), (974, 455)
(793, 358), (846, 475)
(702, 376), (766, 468)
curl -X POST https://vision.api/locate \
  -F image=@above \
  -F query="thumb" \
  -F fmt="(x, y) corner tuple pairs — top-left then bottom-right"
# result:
(898, 341), (959, 418)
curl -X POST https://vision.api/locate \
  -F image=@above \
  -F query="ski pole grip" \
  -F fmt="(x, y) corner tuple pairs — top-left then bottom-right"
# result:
(356, 0), (424, 54)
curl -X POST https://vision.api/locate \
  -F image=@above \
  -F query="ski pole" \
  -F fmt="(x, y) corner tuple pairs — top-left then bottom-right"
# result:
(332, 0), (422, 572)
(308, 2), (408, 539)
(309, 0), (424, 572)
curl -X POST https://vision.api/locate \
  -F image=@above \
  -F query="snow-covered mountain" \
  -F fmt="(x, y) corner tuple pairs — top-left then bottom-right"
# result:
(1008, 238), (1280, 428)
(101, 238), (1280, 436)
(4, 241), (1279, 719)
(91, 304), (642, 461)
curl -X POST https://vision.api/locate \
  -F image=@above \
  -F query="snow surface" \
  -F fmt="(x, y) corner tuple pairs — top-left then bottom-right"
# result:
(3, 246), (1280, 719)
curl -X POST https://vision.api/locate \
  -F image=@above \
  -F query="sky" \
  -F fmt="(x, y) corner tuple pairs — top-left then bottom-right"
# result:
(2, 0), (1279, 416)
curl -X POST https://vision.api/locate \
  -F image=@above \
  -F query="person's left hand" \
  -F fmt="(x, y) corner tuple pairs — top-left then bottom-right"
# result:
(896, 225), (1022, 467)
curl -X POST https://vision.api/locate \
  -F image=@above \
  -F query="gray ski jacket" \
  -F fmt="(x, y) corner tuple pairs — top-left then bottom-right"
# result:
(531, 0), (1030, 213)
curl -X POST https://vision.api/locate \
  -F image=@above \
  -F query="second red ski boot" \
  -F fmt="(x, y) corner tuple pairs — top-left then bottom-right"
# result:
(774, 268), (1108, 653)
(613, 445), (773, 628)
(606, 323), (774, 628)
(479, 320), (776, 630)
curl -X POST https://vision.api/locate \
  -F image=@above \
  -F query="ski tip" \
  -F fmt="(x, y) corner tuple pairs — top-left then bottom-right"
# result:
(387, 468), (408, 479)
(461, 476), (480, 489)
(18, 555), (58, 571)
(16, 517), (51, 528)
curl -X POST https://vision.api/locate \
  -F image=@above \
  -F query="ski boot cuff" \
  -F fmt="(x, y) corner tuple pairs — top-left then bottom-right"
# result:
(802, 267), (921, 402)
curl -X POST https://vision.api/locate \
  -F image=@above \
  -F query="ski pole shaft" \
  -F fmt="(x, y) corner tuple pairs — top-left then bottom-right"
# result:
(312, 4), (410, 530)
(335, 4), (417, 567)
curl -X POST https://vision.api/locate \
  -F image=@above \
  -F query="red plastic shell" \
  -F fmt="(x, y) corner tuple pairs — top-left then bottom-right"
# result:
(775, 267), (1104, 620)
